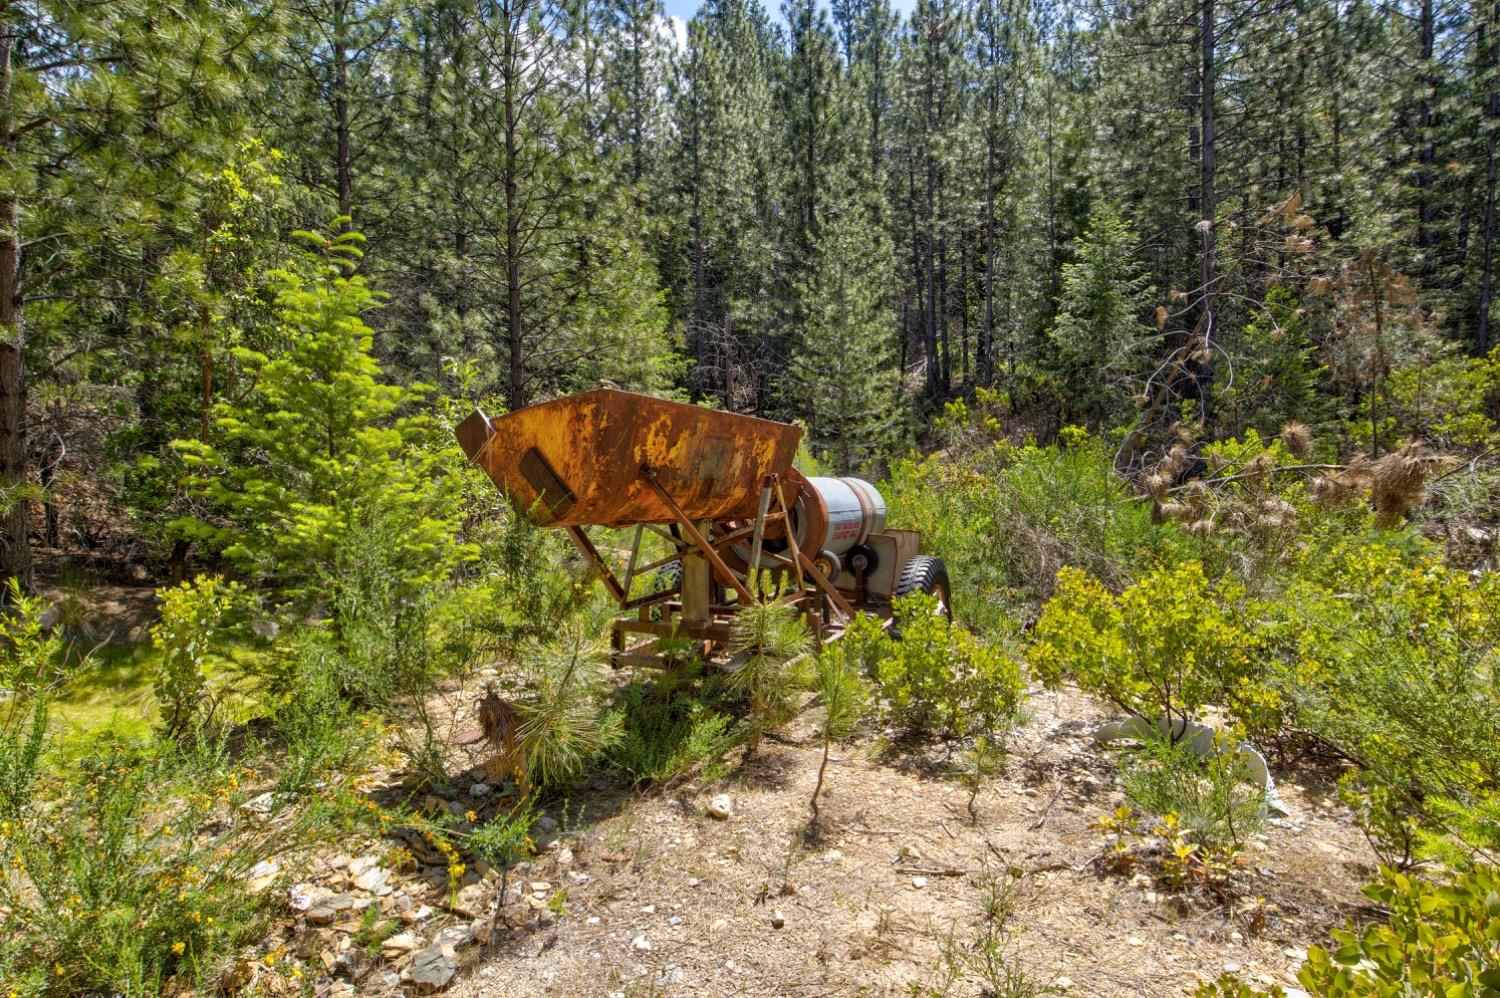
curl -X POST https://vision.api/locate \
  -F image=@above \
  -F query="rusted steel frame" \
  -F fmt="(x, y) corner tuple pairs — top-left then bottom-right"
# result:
(772, 477), (807, 594)
(746, 475), (776, 591)
(643, 523), (687, 547)
(795, 549), (857, 620)
(711, 511), (785, 552)
(564, 526), (627, 605)
(623, 587), (679, 611)
(633, 551), (685, 579)
(640, 467), (754, 604)
(622, 525), (646, 595)
(613, 618), (733, 641)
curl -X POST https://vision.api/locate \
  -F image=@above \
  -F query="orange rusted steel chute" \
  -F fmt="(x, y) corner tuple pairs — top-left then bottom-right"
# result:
(455, 388), (803, 528)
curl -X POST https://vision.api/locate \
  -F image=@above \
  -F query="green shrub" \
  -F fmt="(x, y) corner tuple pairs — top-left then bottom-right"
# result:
(1028, 562), (1254, 733)
(0, 582), (62, 821)
(151, 574), (244, 740)
(883, 432), (1180, 633)
(174, 229), (472, 605)
(514, 626), (623, 788)
(808, 638), (871, 828)
(1119, 734), (1265, 850)
(468, 798), (538, 873)
(1279, 546), (1500, 863)
(607, 685), (738, 785)
(0, 717), (376, 995)
(871, 595), (1024, 743)
(1198, 865), (1500, 998)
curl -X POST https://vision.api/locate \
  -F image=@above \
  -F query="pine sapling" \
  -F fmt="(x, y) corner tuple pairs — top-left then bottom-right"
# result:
(727, 599), (812, 756)
(808, 647), (868, 833)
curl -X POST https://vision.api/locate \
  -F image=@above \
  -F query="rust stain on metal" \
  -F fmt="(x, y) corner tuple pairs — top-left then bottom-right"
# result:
(455, 388), (803, 528)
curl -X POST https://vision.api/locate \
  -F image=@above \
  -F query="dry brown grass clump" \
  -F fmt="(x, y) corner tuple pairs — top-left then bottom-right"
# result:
(1368, 442), (1456, 528)
(1280, 421), (1313, 459)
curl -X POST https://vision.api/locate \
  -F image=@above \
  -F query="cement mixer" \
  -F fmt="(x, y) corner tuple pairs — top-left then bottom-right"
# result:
(455, 387), (949, 665)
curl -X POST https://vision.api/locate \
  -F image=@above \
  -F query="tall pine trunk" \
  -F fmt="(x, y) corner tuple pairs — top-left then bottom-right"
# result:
(334, 0), (353, 222)
(1194, 0), (1218, 410)
(0, 28), (31, 593)
(503, 0), (526, 410)
(1480, 4), (1499, 354)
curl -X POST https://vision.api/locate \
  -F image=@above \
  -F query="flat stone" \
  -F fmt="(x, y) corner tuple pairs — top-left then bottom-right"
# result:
(240, 792), (275, 816)
(434, 924), (475, 950)
(409, 944), (458, 992)
(382, 931), (421, 954)
(306, 893), (359, 925)
(706, 794), (734, 820)
(246, 859), (280, 894)
(450, 883), (490, 919)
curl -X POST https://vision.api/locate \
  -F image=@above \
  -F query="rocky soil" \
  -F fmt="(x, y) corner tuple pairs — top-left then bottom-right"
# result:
(250, 683), (1373, 998)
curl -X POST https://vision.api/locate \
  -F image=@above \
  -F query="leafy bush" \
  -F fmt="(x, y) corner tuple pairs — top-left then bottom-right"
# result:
(1277, 546), (1500, 864)
(1028, 562), (1253, 733)
(869, 595), (1024, 744)
(1198, 865), (1500, 997)
(607, 685), (738, 785)
(1119, 734), (1265, 850)
(0, 640), (378, 995)
(884, 431), (1180, 633)
(151, 574), (244, 739)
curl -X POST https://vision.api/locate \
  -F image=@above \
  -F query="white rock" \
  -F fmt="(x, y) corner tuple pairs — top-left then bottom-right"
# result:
(348, 855), (380, 877)
(911, 876), (928, 889)
(1054, 978), (1074, 991)
(382, 931), (421, 954)
(706, 794), (734, 820)
(240, 791), (275, 816)
(632, 934), (652, 951)
(770, 909), (785, 929)
(434, 924), (475, 949)
(246, 859), (280, 894)
(641, 904), (657, 914)
(353, 866), (390, 892)
(586, 916), (601, 925)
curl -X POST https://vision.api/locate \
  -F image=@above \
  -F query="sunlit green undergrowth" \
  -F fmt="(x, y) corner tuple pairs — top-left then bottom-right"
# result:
(883, 413), (1182, 633)
(49, 635), (282, 749)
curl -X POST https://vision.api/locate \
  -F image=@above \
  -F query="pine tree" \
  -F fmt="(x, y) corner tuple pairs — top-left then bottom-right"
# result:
(173, 229), (470, 598)
(0, 0), (263, 590)
(1048, 202), (1156, 426)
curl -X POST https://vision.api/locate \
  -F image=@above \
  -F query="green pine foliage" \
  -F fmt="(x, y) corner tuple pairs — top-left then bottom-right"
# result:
(1046, 202), (1157, 427)
(173, 229), (471, 601)
(727, 598), (813, 753)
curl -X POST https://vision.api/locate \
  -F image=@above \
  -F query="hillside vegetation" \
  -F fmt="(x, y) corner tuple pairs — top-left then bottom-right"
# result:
(3, 0), (1500, 994)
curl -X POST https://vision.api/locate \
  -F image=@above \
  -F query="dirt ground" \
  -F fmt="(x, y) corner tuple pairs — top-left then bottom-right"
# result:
(439, 686), (1371, 998)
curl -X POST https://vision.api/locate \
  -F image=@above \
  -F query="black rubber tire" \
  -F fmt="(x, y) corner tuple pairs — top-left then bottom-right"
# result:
(647, 560), (682, 622)
(892, 555), (952, 625)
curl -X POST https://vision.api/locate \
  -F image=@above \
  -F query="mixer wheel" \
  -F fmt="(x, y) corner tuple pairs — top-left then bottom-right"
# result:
(647, 560), (683, 621)
(892, 555), (951, 624)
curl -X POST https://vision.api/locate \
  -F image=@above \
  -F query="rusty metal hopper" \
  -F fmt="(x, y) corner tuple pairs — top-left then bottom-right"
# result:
(455, 388), (803, 528)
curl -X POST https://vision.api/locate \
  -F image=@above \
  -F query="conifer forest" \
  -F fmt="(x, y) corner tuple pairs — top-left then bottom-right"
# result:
(2, 0), (1500, 994)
